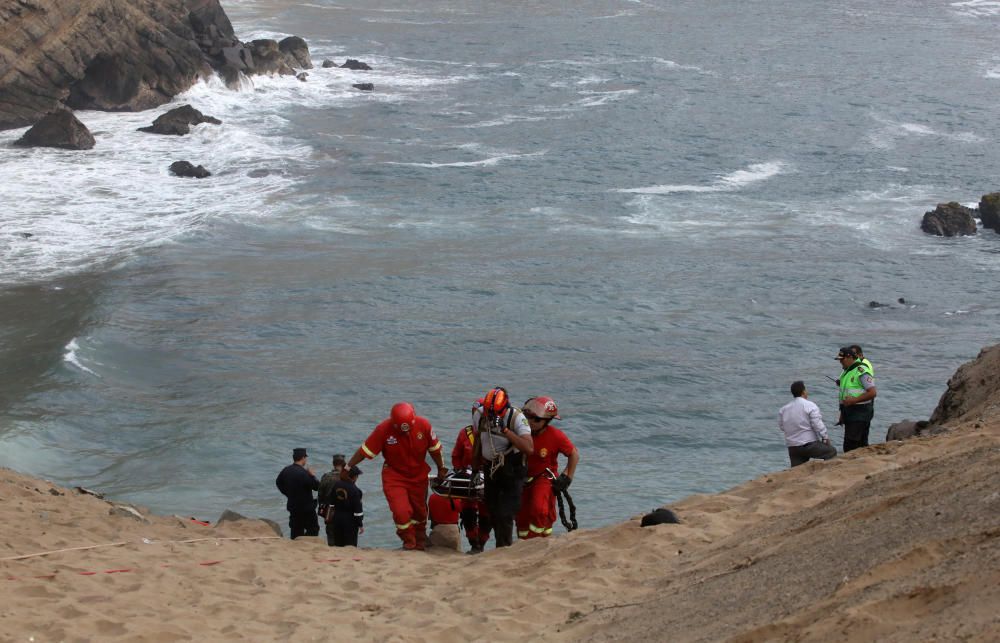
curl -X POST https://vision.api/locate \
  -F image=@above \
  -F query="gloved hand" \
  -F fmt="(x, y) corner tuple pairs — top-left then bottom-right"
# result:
(552, 473), (572, 493)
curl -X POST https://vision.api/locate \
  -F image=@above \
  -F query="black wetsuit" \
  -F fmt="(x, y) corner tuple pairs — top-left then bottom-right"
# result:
(275, 463), (320, 539)
(329, 480), (364, 547)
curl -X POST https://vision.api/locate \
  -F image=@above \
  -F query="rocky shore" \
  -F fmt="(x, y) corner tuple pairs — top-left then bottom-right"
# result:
(2, 345), (998, 641)
(0, 0), (312, 131)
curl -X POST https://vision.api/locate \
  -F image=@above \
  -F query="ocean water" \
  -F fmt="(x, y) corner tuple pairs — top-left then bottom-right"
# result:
(1, 0), (999, 546)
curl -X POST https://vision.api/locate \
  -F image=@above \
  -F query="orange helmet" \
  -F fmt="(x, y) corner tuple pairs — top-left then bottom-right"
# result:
(482, 387), (509, 417)
(523, 396), (561, 421)
(390, 402), (416, 431)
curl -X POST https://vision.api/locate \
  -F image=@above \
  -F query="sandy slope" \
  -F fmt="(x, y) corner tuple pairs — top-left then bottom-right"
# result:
(2, 348), (999, 642)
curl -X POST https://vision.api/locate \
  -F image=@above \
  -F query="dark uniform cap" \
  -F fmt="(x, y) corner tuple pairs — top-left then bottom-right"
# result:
(835, 346), (857, 360)
(348, 465), (363, 477)
(293, 447), (308, 460)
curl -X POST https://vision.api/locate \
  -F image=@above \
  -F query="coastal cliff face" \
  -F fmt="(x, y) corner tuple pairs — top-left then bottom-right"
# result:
(0, 0), (238, 130)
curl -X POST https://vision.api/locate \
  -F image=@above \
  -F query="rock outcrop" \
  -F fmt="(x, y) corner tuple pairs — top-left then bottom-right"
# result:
(930, 344), (1000, 424)
(920, 202), (977, 237)
(138, 104), (221, 135)
(169, 160), (210, 178)
(979, 192), (1000, 233)
(12, 109), (95, 149)
(341, 59), (372, 70)
(278, 36), (312, 70)
(0, 0), (311, 130)
(885, 419), (947, 441)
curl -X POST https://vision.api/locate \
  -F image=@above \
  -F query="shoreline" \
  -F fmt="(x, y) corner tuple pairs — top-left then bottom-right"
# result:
(3, 346), (998, 641)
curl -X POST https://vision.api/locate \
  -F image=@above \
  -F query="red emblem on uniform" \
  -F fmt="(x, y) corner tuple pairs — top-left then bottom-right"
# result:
(539, 448), (548, 458)
(417, 432), (424, 440)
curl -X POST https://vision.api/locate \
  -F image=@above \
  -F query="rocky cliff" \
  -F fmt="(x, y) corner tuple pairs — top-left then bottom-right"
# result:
(0, 0), (307, 130)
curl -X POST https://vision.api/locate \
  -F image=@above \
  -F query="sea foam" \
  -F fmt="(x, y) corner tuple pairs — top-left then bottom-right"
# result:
(617, 161), (788, 195)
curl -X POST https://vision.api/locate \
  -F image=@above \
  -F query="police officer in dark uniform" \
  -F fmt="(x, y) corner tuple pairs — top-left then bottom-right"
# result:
(329, 465), (364, 547)
(275, 447), (320, 539)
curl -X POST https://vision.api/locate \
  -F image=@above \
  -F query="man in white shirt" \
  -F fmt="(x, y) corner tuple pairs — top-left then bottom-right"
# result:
(778, 381), (837, 467)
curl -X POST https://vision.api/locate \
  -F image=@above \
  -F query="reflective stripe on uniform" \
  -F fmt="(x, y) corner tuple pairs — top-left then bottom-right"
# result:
(839, 363), (871, 403)
(361, 443), (377, 458)
(518, 530), (529, 538)
(395, 519), (417, 531)
(428, 442), (442, 452)
(528, 523), (552, 536)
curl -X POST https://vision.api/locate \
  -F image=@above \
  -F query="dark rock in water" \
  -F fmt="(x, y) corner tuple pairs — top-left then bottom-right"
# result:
(322, 59), (337, 68)
(246, 39), (296, 76)
(188, 0), (242, 57)
(138, 104), (222, 136)
(296, 72), (309, 82)
(353, 83), (375, 92)
(222, 45), (254, 72)
(14, 109), (95, 150)
(247, 169), (273, 178)
(342, 59), (373, 70)
(641, 507), (680, 527)
(170, 161), (211, 178)
(279, 36), (313, 70)
(979, 192), (1000, 233)
(886, 419), (947, 441)
(920, 202), (977, 236)
(898, 297), (906, 304)
(218, 64), (244, 90)
(18, 232), (34, 239)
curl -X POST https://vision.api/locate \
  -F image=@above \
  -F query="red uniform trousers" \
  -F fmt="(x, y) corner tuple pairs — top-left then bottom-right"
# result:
(516, 476), (556, 539)
(383, 467), (429, 550)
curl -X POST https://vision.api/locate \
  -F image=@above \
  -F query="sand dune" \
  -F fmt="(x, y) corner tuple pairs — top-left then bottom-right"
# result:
(3, 347), (1000, 641)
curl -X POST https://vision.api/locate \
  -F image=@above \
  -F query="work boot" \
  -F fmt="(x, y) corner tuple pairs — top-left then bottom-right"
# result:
(399, 527), (417, 550)
(467, 545), (484, 555)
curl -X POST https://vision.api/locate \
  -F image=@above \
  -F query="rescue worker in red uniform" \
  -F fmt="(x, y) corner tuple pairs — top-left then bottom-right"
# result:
(452, 420), (491, 553)
(515, 396), (579, 540)
(344, 402), (447, 550)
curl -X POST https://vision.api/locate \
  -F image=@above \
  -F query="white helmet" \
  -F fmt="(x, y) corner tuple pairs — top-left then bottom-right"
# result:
(522, 396), (561, 421)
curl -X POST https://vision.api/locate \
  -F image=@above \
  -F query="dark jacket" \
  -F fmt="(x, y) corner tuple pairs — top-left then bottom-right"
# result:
(331, 480), (364, 528)
(275, 463), (319, 513)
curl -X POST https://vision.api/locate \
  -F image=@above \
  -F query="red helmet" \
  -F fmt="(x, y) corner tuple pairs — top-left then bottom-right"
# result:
(390, 402), (416, 431)
(523, 396), (560, 420)
(482, 387), (509, 417)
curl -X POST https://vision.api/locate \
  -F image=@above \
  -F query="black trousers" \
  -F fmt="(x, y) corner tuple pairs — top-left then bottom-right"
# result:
(843, 404), (874, 453)
(288, 509), (320, 539)
(482, 457), (525, 548)
(330, 518), (359, 547)
(787, 441), (838, 467)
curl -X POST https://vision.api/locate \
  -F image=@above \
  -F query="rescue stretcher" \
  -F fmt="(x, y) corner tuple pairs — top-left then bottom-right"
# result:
(430, 468), (485, 500)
